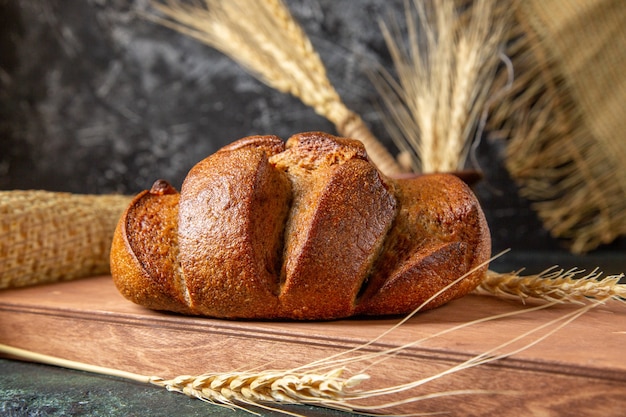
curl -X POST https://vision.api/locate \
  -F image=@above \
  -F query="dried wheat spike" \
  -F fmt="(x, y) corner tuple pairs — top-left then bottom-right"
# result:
(476, 268), (626, 303)
(149, 368), (369, 408)
(0, 190), (132, 289)
(373, 0), (512, 174)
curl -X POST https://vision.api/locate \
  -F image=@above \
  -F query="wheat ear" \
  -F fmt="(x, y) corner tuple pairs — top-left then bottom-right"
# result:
(0, 190), (131, 289)
(476, 268), (626, 304)
(0, 343), (365, 416)
(145, 0), (403, 176)
(373, 0), (511, 173)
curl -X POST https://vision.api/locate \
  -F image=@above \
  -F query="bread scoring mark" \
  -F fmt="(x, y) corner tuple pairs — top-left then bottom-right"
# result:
(176, 261), (191, 308)
(275, 134), (397, 319)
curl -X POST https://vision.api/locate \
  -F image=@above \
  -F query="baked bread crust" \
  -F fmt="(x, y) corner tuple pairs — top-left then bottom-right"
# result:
(110, 132), (491, 320)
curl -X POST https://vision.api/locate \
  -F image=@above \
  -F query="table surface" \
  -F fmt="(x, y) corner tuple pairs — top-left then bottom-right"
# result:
(1, 250), (624, 417)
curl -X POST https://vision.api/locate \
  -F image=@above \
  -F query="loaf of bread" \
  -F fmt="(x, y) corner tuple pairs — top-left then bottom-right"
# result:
(110, 132), (491, 320)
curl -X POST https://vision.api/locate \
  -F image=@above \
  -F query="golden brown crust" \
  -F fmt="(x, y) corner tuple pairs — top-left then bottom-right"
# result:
(355, 174), (491, 316)
(111, 132), (491, 320)
(275, 135), (396, 319)
(178, 135), (290, 318)
(110, 182), (193, 314)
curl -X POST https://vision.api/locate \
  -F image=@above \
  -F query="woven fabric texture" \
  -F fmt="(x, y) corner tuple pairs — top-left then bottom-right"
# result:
(0, 191), (131, 289)
(492, 0), (626, 252)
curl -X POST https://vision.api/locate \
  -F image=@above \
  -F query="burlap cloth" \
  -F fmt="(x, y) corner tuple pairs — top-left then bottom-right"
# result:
(491, 0), (626, 253)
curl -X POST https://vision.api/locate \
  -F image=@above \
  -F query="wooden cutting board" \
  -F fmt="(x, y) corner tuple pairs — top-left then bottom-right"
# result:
(1, 275), (625, 416)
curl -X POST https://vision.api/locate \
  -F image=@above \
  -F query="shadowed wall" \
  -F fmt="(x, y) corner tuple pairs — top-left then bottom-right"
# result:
(1, 0), (624, 273)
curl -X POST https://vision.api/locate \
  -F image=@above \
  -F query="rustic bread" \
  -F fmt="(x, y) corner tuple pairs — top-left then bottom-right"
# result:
(110, 132), (491, 320)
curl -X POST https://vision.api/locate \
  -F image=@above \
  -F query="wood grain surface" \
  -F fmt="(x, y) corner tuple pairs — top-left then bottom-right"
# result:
(1, 275), (625, 416)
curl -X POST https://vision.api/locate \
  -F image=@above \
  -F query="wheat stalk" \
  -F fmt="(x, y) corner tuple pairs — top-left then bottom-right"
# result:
(373, 0), (511, 173)
(0, 340), (492, 415)
(476, 268), (626, 304)
(0, 343), (363, 416)
(145, 0), (403, 176)
(150, 368), (370, 411)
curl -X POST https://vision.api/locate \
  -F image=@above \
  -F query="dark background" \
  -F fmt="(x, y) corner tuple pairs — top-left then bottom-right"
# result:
(1, 0), (624, 274)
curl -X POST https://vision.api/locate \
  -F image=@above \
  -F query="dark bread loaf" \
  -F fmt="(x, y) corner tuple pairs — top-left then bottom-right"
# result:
(110, 132), (491, 320)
